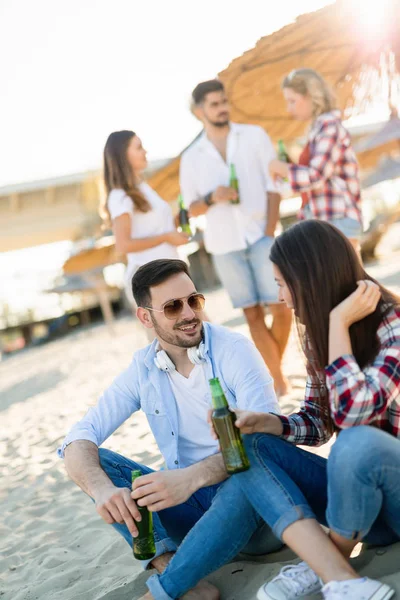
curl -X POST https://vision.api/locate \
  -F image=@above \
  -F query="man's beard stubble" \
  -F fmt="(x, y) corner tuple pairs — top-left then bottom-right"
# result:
(150, 315), (203, 348)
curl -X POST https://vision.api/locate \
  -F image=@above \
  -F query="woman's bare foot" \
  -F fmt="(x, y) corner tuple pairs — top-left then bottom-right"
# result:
(139, 580), (220, 599)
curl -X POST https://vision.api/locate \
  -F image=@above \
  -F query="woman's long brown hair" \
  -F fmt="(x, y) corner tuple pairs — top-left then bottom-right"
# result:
(270, 220), (399, 431)
(100, 130), (150, 227)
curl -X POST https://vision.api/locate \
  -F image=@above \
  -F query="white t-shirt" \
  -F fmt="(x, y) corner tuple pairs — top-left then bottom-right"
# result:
(107, 182), (179, 275)
(167, 365), (219, 468)
(180, 122), (278, 255)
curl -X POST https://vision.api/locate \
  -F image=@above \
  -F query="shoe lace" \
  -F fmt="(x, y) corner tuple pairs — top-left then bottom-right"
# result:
(272, 562), (319, 595)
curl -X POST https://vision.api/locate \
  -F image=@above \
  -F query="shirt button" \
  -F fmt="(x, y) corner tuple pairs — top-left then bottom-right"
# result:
(155, 410), (159, 414)
(171, 431), (174, 436)
(174, 460), (178, 465)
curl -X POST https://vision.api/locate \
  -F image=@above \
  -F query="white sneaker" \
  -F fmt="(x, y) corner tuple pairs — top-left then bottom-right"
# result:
(257, 561), (322, 599)
(322, 577), (395, 599)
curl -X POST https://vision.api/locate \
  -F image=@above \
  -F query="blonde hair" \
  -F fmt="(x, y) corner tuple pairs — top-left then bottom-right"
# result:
(282, 68), (336, 117)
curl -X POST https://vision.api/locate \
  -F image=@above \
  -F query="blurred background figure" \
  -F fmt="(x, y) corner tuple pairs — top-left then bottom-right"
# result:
(180, 80), (292, 398)
(101, 130), (190, 329)
(269, 68), (363, 253)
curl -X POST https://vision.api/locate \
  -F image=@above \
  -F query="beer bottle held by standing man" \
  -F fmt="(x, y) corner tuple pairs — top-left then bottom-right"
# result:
(229, 163), (240, 205)
(178, 194), (193, 237)
(209, 377), (250, 474)
(131, 470), (156, 560)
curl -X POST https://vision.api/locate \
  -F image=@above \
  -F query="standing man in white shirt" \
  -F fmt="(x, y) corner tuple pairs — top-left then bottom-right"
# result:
(180, 80), (292, 397)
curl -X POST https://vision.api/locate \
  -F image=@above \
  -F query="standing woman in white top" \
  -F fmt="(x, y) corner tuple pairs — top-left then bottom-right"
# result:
(100, 130), (190, 309)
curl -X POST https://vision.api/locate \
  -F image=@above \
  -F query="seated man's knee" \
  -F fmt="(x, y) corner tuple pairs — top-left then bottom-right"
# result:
(242, 433), (289, 462)
(98, 447), (116, 469)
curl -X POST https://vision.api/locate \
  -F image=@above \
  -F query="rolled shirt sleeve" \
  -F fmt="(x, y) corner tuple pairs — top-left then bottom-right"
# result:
(277, 367), (332, 446)
(179, 153), (200, 208)
(257, 127), (279, 193)
(57, 362), (141, 458)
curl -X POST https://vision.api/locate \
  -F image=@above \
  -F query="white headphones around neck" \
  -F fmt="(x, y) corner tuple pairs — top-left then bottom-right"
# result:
(154, 341), (207, 372)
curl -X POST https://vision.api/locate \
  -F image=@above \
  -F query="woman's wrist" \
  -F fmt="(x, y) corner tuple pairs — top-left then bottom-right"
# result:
(262, 413), (284, 436)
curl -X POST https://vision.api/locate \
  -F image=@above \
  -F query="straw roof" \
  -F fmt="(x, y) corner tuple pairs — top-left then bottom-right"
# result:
(148, 0), (400, 201)
(62, 237), (124, 275)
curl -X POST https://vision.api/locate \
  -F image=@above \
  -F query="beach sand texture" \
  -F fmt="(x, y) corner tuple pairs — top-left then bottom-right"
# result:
(2, 230), (400, 600)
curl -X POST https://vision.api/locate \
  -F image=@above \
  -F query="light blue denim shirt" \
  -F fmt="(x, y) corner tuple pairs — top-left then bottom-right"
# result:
(58, 323), (279, 469)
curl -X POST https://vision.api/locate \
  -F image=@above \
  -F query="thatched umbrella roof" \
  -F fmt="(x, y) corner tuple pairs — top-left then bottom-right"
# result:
(148, 0), (400, 201)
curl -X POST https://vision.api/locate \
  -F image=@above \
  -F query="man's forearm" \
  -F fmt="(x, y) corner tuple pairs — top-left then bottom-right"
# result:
(185, 453), (228, 490)
(64, 440), (114, 497)
(265, 192), (281, 236)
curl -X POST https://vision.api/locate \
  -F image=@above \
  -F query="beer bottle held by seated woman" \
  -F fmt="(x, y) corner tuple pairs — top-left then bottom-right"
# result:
(131, 470), (156, 560)
(178, 194), (193, 237)
(209, 377), (250, 474)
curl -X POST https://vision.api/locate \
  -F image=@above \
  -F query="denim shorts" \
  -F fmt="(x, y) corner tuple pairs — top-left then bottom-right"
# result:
(212, 236), (278, 309)
(330, 216), (363, 240)
(303, 206), (363, 240)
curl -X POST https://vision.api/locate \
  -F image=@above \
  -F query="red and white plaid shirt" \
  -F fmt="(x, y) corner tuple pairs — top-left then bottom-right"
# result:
(279, 307), (400, 446)
(288, 110), (362, 224)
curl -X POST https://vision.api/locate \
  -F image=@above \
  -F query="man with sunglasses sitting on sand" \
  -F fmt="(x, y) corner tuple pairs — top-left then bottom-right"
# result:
(59, 258), (281, 599)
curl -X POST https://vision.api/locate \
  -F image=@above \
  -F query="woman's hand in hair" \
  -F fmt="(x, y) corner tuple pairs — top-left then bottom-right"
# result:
(164, 231), (191, 246)
(330, 280), (381, 328)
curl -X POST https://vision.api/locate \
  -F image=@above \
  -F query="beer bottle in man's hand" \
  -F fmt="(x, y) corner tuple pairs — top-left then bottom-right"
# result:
(178, 194), (192, 236)
(209, 377), (250, 474)
(131, 470), (156, 560)
(229, 163), (240, 205)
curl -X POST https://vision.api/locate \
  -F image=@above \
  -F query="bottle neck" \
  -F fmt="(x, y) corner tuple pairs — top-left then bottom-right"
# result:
(209, 378), (229, 409)
(211, 393), (229, 410)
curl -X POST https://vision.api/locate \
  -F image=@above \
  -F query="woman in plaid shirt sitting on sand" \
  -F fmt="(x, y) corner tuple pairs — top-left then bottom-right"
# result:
(269, 68), (363, 253)
(146, 220), (400, 600)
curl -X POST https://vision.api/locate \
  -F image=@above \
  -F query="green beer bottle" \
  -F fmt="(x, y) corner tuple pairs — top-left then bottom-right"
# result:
(229, 163), (240, 205)
(131, 470), (156, 560)
(209, 377), (250, 474)
(277, 139), (291, 163)
(178, 194), (192, 236)
(277, 139), (291, 183)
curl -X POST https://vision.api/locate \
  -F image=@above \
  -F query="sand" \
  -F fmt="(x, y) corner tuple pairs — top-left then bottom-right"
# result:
(1, 227), (400, 600)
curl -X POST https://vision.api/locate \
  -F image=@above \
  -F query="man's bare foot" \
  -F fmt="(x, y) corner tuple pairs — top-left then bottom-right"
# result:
(138, 580), (220, 599)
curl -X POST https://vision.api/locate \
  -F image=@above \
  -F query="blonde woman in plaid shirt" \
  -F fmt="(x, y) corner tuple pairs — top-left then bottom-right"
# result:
(144, 221), (399, 600)
(269, 68), (363, 253)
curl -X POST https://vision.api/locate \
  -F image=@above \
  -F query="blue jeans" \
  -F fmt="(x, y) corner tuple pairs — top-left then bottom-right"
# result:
(98, 448), (281, 570)
(148, 428), (400, 599)
(327, 426), (400, 543)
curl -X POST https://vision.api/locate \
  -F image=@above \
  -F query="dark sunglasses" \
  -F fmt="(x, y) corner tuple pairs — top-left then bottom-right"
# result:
(145, 293), (206, 320)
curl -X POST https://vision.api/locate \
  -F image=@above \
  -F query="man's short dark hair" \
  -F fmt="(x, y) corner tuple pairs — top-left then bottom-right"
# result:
(132, 259), (192, 307)
(192, 79), (225, 105)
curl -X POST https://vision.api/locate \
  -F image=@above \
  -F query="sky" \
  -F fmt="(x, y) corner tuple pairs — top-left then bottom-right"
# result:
(0, 0), (333, 188)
